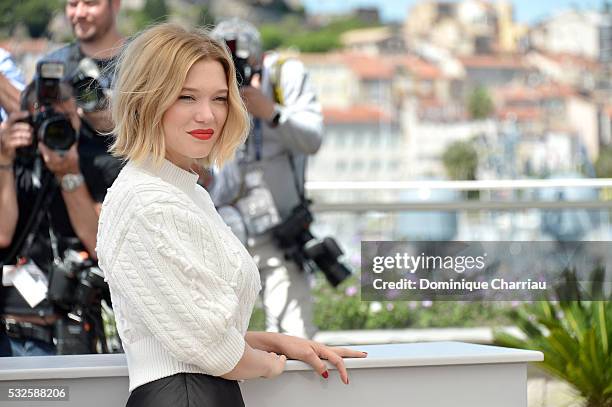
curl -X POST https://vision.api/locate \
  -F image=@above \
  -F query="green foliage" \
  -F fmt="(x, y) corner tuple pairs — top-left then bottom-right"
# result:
(468, 86), (494, 120)
(442, 140), (479, 181)
(259, 16), (380, 52)
(314, 279), (370, 330)
(123, 0), (168, 33)
(0, 0), (62, 38)
(314, 276), (512, 330)
(595, 145), (612, 178)
(260, 25), (285, 51)
(142, 0), (168, 24)
(196, 5), (215, 28)
(248, 305), (265, 331)
(495, 267), (612, 407)
(286, 30), (341, 53)
(247, 275), (513, 332)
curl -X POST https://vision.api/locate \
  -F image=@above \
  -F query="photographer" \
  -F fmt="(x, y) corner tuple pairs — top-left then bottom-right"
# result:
(0, 0), (124, 357)
(43, 0), (124, 133)
(211, 19), (343, 339)
(0, 72), (121, 357)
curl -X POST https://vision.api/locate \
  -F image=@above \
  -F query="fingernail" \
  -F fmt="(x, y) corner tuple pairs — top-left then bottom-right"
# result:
(346, 378), (349, 385)
(321, 371), (329, 379)
(363, 352), (368, 356)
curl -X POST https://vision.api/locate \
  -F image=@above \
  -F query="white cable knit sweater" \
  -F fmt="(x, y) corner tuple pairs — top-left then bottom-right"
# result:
(96, 158), (261, 392)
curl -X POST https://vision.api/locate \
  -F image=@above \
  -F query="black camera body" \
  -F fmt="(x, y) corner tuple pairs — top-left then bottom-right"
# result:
(46, 249), (108, 354)
(47, 249), (107, 314)
(17, 61), (77, 158)
(273, 202), (351, 287)
(225, 39), (258, 87)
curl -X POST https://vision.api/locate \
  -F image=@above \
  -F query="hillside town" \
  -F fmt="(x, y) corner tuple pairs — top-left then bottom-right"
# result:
(3, 0), (612, 186)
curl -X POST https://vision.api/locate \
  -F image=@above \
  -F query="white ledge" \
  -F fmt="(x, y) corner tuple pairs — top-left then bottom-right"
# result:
(0, 341), (542, 381)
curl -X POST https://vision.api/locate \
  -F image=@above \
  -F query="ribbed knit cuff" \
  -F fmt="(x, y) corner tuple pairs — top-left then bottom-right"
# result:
(202, 327), (246, 376)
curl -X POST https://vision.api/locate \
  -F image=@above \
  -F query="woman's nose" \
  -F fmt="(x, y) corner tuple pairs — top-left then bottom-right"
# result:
(194, 103), (214, 123)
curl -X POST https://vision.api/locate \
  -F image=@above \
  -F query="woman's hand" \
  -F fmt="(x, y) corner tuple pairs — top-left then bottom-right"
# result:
(263, 351), (287, 379)
(276, 335), (367, 385)
(221, 343), (287, 381)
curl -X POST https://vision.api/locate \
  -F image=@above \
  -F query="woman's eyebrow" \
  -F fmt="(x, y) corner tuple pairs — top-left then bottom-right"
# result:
(180, 86), (200, 93)
(180, 86), (229, 93)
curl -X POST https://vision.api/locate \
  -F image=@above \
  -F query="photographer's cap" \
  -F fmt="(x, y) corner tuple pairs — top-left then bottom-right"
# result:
(211, 17), (262, 65)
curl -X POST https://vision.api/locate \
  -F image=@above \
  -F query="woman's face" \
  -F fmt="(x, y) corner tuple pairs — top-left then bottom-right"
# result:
(162, 58), (229, 170)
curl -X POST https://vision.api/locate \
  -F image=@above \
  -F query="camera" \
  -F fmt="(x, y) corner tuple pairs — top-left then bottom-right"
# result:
(45, 249), (109, 354)
(225, 38), (259, 87)
(47, 249), (107, 315)
(69, 57), (109, 113)
(273, 202), (352, 287)
(17, 61), (77, 158)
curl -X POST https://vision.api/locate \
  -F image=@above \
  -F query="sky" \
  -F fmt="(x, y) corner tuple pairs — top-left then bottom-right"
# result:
(301, 0), (608, 24)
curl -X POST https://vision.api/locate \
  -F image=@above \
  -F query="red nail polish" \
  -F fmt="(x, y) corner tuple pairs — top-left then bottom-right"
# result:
(322, 371), (329, 379)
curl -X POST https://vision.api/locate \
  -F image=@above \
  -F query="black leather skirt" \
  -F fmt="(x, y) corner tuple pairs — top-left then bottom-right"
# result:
(126, 373), (245, 407)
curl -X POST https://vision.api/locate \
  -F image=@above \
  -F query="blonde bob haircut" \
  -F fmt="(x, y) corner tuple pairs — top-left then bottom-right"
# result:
(110, 23), (249, 168)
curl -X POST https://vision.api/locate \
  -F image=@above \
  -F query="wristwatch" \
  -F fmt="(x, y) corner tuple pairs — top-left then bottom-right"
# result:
(59, 173), (85, 192)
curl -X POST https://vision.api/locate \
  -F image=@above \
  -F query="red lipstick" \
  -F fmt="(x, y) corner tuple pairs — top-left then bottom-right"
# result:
(188, 129), (214, 140)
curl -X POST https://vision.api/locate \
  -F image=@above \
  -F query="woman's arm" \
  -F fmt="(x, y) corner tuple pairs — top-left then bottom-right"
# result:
(221, 341), (286, 380)
(245, 331), (368, 384)
(0, 113), (31, 247)
(245, 331), (283, 353)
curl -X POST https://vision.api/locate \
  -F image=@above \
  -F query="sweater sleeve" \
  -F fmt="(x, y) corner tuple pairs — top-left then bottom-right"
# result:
(106, 202), (246, 376)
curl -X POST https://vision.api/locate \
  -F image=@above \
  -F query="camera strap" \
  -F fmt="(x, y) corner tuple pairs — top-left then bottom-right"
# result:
(253, 119), (263, 161)
(46, 212), (62, 264)
(287, 153), (307, 204)
(0, 166), (57, 268)
(244, 118), (263, 162)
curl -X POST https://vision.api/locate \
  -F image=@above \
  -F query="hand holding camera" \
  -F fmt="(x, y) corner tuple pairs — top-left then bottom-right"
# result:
(0, 111), (33, 164)
(240, 74), (276, 120)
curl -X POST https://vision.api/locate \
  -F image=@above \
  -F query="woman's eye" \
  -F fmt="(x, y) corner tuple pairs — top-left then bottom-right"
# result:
(179, 95), (195, 101)
(215, 96), (228, 102)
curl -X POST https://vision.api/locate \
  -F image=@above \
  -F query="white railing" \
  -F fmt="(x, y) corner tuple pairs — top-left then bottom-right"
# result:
(306, 178), (612, 212)
(306, 178), (612, 191)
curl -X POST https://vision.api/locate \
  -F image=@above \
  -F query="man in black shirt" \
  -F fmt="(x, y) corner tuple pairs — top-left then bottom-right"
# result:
(0, 0), (124, 356)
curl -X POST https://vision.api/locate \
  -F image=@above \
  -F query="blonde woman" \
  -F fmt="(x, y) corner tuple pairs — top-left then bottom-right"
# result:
(96, 23), (366, 407)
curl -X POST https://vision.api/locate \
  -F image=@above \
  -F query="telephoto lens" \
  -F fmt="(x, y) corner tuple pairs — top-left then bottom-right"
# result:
(304, 237), (352, 287)
(70, 58), (108, 112)
(34, 108), (77, 152)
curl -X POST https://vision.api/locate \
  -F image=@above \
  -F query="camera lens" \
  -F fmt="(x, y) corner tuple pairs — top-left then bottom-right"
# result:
(74, 78), (102, 112)
(41, 116), (76, 151)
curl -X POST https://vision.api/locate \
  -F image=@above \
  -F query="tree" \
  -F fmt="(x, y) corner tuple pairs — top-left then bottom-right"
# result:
(495, 267), (612, 407)
(260, 15), (380, 52)
(143, 0), (169, 23)
(468, 86), (494, 120)
(595, 145), (612, 178)
(0, 0), (62, 38)
(197, 5), (215, 28)
(442, 140), (479, 180)
(259, 25), (284, 51)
